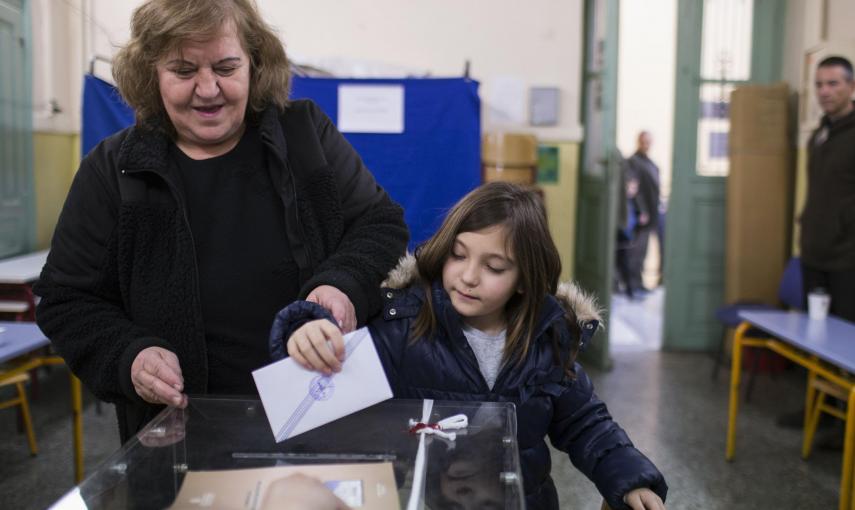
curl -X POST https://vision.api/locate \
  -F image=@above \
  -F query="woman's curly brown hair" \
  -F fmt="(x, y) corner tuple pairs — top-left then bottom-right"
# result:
(113, 0), (290, 136)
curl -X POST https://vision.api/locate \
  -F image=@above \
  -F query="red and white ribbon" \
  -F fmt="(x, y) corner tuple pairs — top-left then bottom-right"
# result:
(406, 406), (470, 510)
(408, 414), (469, 441)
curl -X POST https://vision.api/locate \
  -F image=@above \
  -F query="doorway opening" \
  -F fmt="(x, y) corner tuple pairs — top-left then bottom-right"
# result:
(610, 0), (677, 353)
(610, 0), (768, 354)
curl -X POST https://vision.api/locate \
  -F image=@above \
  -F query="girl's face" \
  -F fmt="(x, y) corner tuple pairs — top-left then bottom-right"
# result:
(442, 225), (521, 334)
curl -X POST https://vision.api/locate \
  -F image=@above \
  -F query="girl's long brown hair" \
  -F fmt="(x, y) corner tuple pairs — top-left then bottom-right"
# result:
(412, 182), (562, 365)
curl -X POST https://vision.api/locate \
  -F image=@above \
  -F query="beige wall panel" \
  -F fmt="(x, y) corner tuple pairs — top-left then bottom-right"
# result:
(539, 141), (579, 282)
(33, 133), (78, 249)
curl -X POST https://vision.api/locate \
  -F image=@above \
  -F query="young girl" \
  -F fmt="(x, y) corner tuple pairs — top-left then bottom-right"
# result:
(271, 182), (667, 510)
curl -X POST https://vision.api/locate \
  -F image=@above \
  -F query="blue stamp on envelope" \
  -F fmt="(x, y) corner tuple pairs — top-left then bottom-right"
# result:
(309, 375), (335, 401)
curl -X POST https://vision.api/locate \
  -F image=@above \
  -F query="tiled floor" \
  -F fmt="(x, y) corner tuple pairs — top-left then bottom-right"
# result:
(0, 366), (118, 509)
(549, 287), (839, 509)
(609, 287), (665, 352)
(0, 291), (843, 509)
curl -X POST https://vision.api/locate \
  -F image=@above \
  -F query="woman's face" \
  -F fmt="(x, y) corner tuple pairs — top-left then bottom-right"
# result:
(442, 225), (521, 334)
(156, 23), (250, 158)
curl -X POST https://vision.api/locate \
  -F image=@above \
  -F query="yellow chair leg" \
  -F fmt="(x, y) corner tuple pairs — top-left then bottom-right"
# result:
(841, 389), (855, 510)
(71, 374), (84, 483)
(806, 370), (818, 429)
(803, 392), (826, 459)
(726, 323), (748, 460)
(15, 381), (38, 456)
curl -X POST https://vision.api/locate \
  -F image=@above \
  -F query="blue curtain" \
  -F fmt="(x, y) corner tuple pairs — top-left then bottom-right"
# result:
(81, 74), (134, 157)
(291, 77), (481, 247)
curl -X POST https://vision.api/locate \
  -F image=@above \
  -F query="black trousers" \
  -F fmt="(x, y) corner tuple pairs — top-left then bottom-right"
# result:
(801, 262), (855, 323)
(615, 248), (633, 297)
(628, 227), (652, 291)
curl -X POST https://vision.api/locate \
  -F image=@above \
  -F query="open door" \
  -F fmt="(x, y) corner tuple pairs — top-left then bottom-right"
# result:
(574, 0), (620, 370)
(664, 0), (786, 350)
(0, 0), (35, 257)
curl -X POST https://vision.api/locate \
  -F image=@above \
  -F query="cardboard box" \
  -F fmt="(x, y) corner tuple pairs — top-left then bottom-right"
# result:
(482, 132), (538, 184)
(482, 164), (536, 184)
(170, 462), (400, 510)
(482, 132), (537, 166)
(725, 84), (793, 304)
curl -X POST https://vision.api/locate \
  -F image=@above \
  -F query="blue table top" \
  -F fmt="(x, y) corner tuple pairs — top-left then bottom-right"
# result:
(0, 321), (49, 364)
(739, 310), (855, 373)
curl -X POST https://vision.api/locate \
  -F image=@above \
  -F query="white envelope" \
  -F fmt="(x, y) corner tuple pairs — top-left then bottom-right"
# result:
(253, 327), (393, 442)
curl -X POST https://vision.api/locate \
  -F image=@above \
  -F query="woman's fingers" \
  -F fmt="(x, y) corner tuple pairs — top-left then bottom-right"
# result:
(306, 285), (357, 333)
(131, 347), (187, 406)
(331, 298), (356, 333)
(334, 299), (356, 333)
(133, 365), (184, 406)
(143, 354), (182, 389)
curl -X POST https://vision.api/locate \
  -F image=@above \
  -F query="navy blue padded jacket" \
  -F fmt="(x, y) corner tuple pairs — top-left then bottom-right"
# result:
(270, 258), (667, 510)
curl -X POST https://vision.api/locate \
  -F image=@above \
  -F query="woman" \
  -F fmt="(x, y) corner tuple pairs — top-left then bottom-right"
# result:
(35, 0), (408, 442)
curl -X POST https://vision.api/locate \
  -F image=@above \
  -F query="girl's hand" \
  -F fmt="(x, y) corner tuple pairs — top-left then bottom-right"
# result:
(623, 488), (665, 510)
(287, 319), (346, 374)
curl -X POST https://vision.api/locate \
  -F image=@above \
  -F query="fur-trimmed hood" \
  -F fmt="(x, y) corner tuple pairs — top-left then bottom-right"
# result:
(381, 254), (603, 327)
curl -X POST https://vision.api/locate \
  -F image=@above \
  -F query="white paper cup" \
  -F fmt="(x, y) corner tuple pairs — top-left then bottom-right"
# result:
(808, 291), (831, 320)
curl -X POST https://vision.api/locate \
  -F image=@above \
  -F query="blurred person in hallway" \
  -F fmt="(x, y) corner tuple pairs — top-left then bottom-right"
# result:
(625, 131), (664, 294)
(616, 168), (645, 300)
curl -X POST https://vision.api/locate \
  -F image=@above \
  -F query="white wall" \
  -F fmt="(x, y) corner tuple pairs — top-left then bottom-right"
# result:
(31, 0), (84, 133)
(783, 0), (855, 142)
(783, 0), (855, 96)
(616, 0), (676, 198)
(826, 0), (855, 49)
(34, 0), (585, 141)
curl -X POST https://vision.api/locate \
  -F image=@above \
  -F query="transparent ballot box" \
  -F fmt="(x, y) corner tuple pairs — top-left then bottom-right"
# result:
(52, 397), (525, 509)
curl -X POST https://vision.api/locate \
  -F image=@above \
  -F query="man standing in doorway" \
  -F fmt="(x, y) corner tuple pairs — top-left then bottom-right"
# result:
(800, 55), (855, 323)
(626, 131), (663, 294)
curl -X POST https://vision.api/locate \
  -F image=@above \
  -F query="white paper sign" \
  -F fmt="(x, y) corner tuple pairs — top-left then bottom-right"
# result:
(337, 84), (405, 133)
(253, 328), (393, 442)
(485, 75), (526, 126)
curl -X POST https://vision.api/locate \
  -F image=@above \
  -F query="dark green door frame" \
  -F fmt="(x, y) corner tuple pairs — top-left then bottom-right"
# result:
(575, 0), (620, 370)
